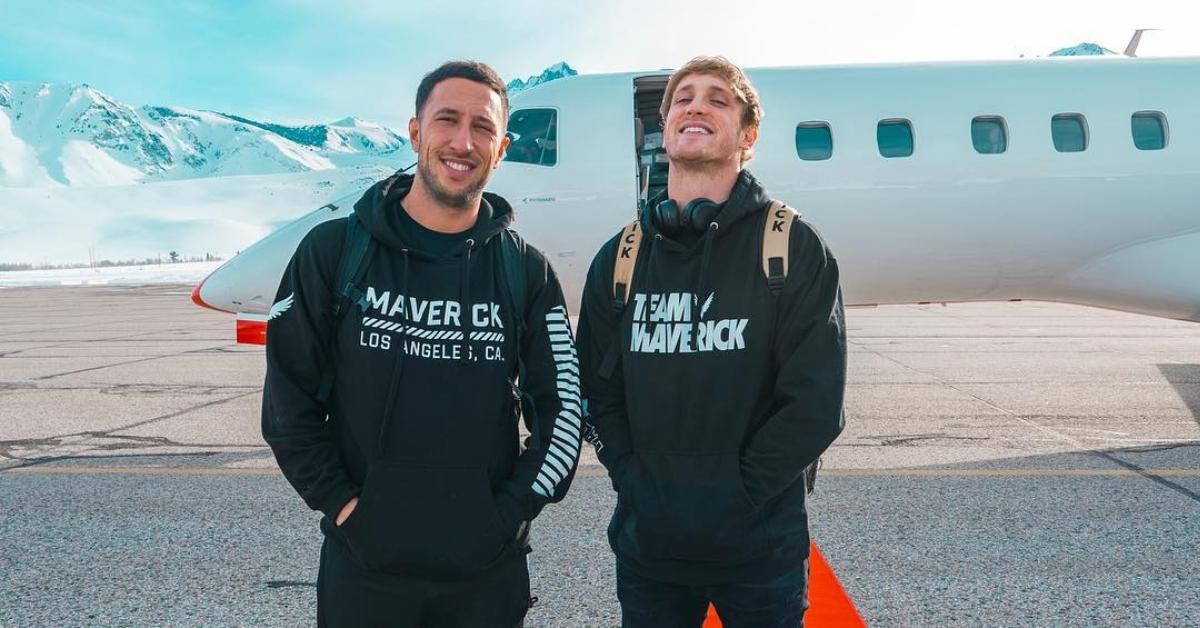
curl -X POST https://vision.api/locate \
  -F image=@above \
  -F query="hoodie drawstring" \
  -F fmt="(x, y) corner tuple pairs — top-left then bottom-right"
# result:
(459, 239), (475, 364)
(646, 232), (663, 293)
(694, 222), (718, 328)
(375, 248), (410, 458)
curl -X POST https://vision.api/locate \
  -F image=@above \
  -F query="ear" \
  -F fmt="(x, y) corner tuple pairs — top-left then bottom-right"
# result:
(741, 124), (759, 151)
(493, 134), (510, 170)
(407, 116), (420, 152)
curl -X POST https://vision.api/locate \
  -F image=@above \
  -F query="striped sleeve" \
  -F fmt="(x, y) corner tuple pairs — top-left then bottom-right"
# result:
(532, 305), (582, 497)
(491, 256), (582, 535)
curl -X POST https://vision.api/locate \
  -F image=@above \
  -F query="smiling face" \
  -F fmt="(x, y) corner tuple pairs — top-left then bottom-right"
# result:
(662, 72), (757, 170)
(408, 77), (508, 210)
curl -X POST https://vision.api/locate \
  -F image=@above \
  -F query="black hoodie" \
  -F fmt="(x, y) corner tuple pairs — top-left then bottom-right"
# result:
(262, 174), (582, 581)
(577, 170), (846, 585)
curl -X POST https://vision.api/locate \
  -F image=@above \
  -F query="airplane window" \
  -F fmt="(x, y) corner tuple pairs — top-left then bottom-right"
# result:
(795, 122), (833, 161)
(1131, 111), (1168, 150)
(504, 108), (558, 166)
(877, 119), (914, 158)
(971, 116), (1007, 154)
(1051, 113), (1088, 153)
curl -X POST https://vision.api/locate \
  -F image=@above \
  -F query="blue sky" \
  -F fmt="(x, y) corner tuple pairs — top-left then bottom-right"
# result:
(2, 0), (1197, 128)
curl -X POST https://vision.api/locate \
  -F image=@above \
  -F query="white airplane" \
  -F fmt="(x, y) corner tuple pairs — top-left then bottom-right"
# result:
(193, 55), (1200, 344)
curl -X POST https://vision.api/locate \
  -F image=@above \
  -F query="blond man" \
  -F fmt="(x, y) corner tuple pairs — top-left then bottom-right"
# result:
(578, 57), (846, 627)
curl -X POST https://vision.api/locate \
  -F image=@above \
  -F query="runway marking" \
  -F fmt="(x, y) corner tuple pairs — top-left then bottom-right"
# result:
(4, 465), (1199, 477)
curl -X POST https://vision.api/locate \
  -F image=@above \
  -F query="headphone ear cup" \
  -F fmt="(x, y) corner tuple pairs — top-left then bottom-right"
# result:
(653, 198), (681, 233)
(682, 199), (720, 231)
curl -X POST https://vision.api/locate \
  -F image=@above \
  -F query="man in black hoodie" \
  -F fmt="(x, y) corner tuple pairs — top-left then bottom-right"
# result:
(578, 57), (846, 627)
(262, 61), (581, 627)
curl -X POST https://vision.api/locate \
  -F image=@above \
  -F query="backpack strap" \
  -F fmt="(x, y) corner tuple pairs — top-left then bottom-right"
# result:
(332, 214), (376, 319)
(495, 229), (541, 447)
(611, 220), (643, 309)
(497, 230), (528, 321)
(317, 215), (375, 404)
(762, 200), (799, 296)
(598, 220), (643, 381)
(760, 199), (821, 493)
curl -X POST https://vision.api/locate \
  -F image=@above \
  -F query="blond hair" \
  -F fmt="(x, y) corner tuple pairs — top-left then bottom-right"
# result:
(660, 56), (763, 165)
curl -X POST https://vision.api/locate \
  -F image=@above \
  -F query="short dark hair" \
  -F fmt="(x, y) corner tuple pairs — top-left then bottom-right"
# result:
(414, 60), (509, 121)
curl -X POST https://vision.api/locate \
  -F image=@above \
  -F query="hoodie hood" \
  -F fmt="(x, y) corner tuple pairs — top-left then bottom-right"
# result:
(635, 169), (774, 326)
(639, 169), (771, 241)
(353, 173), (516, 258)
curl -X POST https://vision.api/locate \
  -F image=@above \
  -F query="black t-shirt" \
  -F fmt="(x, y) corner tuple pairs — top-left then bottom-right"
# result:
(396, 203), (472, 257)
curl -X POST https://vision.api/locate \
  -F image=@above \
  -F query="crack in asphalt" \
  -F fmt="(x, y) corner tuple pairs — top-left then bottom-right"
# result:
(0, 313), (179, 342)
(865, 348), (1200, 505)
(265, 581), (316, 589)
(0, 448), (280, 473)
(31, 355), (175, 380)
(875, 433), (991, 447)
(0, 383), (257, 394)
(0, 389), (260, 464)
(26, 340), (248, 382)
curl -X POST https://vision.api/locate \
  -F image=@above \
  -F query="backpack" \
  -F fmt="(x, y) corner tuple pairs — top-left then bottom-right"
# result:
(315, 214), (537, 445)
(610, 200), (822, 494)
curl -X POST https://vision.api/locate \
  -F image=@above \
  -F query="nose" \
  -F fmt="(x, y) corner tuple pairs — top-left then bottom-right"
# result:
(448, 119), (473, 153)
(684, 98), (709, 117)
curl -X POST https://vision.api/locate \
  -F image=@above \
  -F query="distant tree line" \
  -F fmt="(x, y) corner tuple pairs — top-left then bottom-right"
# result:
(0, 252), (223, 272)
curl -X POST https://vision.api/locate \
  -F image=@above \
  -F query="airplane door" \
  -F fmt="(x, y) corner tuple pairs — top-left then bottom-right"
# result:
(488, 75), (641, 313)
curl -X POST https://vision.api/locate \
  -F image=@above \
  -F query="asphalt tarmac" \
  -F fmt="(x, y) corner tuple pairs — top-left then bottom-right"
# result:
(2, 285), (1198, 627)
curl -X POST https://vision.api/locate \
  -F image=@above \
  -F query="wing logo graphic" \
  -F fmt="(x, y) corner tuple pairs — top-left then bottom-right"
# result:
(269, 293), (294, 320)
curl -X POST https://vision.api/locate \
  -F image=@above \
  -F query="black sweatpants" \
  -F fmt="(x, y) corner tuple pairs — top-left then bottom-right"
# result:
(616, 560), (809, 628)
(317, 537), (530, 628)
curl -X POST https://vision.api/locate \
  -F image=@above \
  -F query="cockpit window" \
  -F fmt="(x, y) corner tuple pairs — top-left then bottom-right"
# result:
(504, 108), (558, 167)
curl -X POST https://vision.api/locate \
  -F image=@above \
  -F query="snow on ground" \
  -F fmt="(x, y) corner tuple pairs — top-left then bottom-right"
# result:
(0, 260), (221, 287)
(0, 164), (396, 267)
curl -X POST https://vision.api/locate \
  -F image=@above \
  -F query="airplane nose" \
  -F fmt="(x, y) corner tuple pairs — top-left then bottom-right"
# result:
(192, 272), (233, 313)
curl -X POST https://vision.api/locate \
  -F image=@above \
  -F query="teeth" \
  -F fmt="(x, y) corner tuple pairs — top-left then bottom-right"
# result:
(682, 127), (710, 135)
(443, 160), (470, 172)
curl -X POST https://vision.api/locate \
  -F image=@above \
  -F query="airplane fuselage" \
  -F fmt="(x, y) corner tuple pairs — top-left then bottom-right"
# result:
(193, 57), (1200, 330)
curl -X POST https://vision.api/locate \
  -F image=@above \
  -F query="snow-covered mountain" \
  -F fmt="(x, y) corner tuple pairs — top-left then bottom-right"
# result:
(1050, 42), (1120, 57)
(507, 62), (578, 94)
(0, 62), (582, 265)
(0, 82), (411, 187)
(1, 62), (579, 188)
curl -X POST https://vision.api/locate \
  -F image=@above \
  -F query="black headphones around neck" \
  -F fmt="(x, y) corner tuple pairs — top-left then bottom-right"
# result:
(651, 197), (721, 235)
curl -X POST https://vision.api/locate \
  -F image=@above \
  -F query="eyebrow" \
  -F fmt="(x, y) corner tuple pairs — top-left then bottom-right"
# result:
(700, 84), (733, 99)
(675, 84), (733, 99)
(428, 107), (498, 126)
